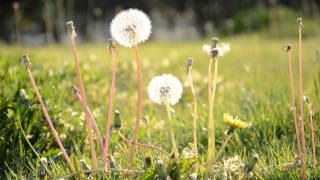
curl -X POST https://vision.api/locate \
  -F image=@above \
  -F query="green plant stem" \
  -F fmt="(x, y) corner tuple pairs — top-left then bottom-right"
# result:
(164, 101), (180, 174)
(69, 30), (98, 169)
(286, 48), (302, 157)
(187, 66), (199, 173)
(205, 57), (218, 179)
(212, 133), (233, 165)
(298, 23), (306, 180)
(307, 105), (317, 176)
(104, 42), (117, 168)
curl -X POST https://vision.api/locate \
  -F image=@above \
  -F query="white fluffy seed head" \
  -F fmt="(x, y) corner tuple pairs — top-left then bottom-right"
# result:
(110, 9), (152, 48)
(147, 74), (183, 106)
(203, 43), (231, 57)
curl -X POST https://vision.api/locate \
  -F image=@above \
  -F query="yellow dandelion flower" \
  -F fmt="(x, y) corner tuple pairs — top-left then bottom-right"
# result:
(223, 113), (248, 131)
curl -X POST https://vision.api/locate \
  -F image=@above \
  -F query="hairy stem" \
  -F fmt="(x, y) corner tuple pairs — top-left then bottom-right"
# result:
(286, 47), (302, 157)
(24, 58), (75, 173)
(298, 23), (306, 180)
(187, 65), (199, 173)
(128, 44), (143, 165)
(68, 30), (97, 169)
(73, 89), (107, 165)
(104, 42), (117, 168)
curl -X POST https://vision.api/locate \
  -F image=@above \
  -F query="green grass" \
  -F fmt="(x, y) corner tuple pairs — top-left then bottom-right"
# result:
(0, 34), (319, 179)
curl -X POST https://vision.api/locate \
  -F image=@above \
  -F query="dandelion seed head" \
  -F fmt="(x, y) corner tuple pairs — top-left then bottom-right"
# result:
(110, 9), (151, 48)
(148, 74), (183, 105)
(202, 43), (230, 57)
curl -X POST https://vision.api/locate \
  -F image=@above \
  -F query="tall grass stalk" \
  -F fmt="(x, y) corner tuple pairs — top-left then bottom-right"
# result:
(297, 18), (306, 179)
(66, 21), (98, 169)
(186, 58), (199, 173)
(285, 45), (302, 157)
(104, 40), (117, 168)
(22, 55), (76, 174)
(128, 44), (143, 165)
(72, 86), (107, 165)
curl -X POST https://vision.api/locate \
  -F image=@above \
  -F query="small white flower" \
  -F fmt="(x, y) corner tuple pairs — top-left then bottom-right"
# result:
(202, 43), (231, 57)
(110, 9), (152, 48)
(148, 74), (183, 105)
(40, 157), (48, 165)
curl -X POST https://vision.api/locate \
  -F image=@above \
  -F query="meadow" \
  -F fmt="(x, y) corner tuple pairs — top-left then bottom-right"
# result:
(0, 34), (319, 179)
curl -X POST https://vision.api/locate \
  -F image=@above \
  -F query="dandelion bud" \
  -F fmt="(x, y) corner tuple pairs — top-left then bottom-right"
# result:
(244, 153), (259, 173)
(147, 74), (183, 105)
(297, 18), (303, 27)
(110, 9), (151, 48)
(143, 155), (152, 170)
(22, 54), (30, 67)
(113, 109), (122, 129)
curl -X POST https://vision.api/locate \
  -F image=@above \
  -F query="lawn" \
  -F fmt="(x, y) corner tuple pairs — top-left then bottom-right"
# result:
(0, 34), (319, 178)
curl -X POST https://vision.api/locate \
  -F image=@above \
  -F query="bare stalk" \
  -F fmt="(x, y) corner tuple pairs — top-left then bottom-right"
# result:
(66, 21), (98, 169)
(104, 40), (117, 168)
(22, 55), (76, 174)
(285, 45), (302, 158)
(304, 96), (317, 175)
(187, 58), (199, 173)
(12, 2), (21, 44)
(72, 86), (108, 165)
(128, 44), (143, 165)
(297, 18), (306, 180)
(212, 133), (233, 165)
(205, 57), (218, 179)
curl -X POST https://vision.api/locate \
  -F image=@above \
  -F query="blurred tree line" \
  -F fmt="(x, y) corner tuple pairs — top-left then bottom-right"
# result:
(0, 0), (319, 43)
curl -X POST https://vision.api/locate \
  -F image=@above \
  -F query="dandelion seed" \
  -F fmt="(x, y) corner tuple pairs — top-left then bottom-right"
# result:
(110, 9), (151, 48)
(147, 74), (183, 105)
(224, 113), (248, 132)
(203, 43), (230, 57)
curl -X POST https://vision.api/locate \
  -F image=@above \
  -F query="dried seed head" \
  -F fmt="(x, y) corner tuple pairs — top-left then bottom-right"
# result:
(12, 2), (20, 11)
(297, 18), (303, 27)
(71, 85), (79, 95)
(22, 54), (30, 67)
(66, 21), (76, 37)
(284, 44), (292, 52)
(187, 58), (193, 68)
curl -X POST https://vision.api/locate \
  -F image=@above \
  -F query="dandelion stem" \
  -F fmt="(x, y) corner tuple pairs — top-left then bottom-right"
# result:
(297, 18), (306, 180)
(285, 45), (302, 157)
(104, 40), (117, 168)
(205, 57), (218, 178)
(164, 101), (180, 174)
(305, 101), (317, 175)
(212, 133), (233, 165)
(67, 22), (98, 169)
(187, 59), (199, 173)
(128, 44), (143, 165)
(22, 55), (76, 174)
(117, 131), (168, 155)
(72, 86), (108, 166)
